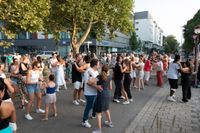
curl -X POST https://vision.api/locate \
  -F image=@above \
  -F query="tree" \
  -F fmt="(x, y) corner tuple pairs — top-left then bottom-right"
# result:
(0, 0), (50, 39)
(129, 31), (139, 50)
(183, 9), (200, 52)
(164, 35), (179, 53)
(46, 0), (134, 55)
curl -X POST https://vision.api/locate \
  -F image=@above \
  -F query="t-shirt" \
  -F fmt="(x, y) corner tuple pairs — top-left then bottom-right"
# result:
(72, 64), (82, 83)
(84, 67), (99, 96)
(167, 62), (180, 79)
(144, 60), (151, 71)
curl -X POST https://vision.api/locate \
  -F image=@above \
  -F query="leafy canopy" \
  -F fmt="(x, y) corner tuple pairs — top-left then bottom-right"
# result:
(164, 35), (179, 53)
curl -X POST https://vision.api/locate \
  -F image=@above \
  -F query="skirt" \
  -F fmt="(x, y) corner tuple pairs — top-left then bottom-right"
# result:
(45, 93), (56, 104)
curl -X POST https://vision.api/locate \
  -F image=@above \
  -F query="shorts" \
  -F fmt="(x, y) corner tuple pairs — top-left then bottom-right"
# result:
(26, 84), (40, 94)
(45, 93), (56, 104)
(144, 71), (150, 81)
(73, 81), (82, 90)
(168, 79), (178, 89)
(11, 78), (19, 85)
(0, 126), (12, 133)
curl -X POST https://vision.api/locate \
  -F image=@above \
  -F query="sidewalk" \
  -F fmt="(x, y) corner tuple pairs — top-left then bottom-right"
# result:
(125, 84), (200, 133)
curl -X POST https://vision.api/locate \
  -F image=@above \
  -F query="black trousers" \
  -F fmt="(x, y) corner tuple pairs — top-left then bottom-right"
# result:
(182, 82), (191, 101)
(113, 79), (122, 99)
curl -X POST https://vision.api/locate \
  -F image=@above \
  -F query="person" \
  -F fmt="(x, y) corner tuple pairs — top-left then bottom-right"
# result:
(92, 65), (113, 133)
(135, 55), (145, 91)
(122, 59), (132, 104)
(167, 54), (181, 102)
(55, 55), (67, 91)
(0, 79), (17, 133)
(144, 56), (151, 85)
(113, 55), (126, 103)
(25, 61), (45, 120)
(42, 74), (57, 120)
(156, 56), (164, 88)
(49, 52), (58, 75)
(81, 59), (102, 128)
(180, 59), (193, 103)
(72, 54), (84, 105)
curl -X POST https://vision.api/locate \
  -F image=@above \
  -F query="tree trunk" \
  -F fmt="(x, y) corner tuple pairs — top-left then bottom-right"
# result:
(71, 19), (93, 57)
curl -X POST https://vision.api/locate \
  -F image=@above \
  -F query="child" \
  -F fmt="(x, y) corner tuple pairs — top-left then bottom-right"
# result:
(42, 74), (57, 121)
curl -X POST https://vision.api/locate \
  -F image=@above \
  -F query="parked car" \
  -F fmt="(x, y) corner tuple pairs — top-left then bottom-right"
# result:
(37, 51), (58, 60)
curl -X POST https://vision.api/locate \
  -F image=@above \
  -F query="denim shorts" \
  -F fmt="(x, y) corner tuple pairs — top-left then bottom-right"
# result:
(26, 84), (40, 94)
(11, 77), (19, 85)
(0, 126), (12, 133)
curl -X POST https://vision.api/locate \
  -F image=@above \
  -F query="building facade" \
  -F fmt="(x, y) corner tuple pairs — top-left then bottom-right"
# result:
(134, 11), (164, 50)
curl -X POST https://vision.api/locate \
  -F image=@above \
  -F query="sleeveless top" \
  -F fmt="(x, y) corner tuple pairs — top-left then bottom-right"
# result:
(30, 70), (39, 83)
(0, 101), (10, 130)
(19, 63), (28, 76)
(46, 86), (56, 94)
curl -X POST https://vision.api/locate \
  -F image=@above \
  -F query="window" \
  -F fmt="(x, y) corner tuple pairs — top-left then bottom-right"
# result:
(136, 28), (139, 31)
(136, 21), (139, 24)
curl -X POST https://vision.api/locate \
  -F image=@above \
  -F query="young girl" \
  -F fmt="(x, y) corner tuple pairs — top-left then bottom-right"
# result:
(42, 74), (57, 121)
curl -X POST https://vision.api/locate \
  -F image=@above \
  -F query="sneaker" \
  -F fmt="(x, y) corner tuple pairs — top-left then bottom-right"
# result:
(90, 115), (96, 119)
(119, 96), (125, 99)
(122, 101), (130, 105)
(36, 108), (45, 113)
(113, 99), (120, 103)
(172, 94), (176, 98)
(104, 121), (114, 127)
(77, 99), (86, 103)
(167, 96), (176, 102)
(92, 130), (102, 133)
(25, 114), (33, 120)
(129, 98), (133, 102)
(73, 100), (80, 105)
(82, 120), (92, 128)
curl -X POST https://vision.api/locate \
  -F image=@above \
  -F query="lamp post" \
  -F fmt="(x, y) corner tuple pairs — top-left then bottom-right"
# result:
(193, 24), (200, 87)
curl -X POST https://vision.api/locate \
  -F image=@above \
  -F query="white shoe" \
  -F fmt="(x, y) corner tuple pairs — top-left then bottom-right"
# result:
(73, 100), (80, 105)
(113, 99), (120, 103)
(25, 114), (33, 120)
(122, 101), (130, 105)
(36, 108), (45, 113)
(82, 120), (92, 128)
(167, 96), (176, 102)
(104, 121), (114, 127)
(172, 94), (176, 98)
(92, 130), (102, 133)
(129, 98), (133, 102)
(77, 99), (86, 103)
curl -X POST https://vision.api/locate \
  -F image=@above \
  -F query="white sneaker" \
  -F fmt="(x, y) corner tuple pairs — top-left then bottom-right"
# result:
(113, 99), (120, 103)
(82, 120), (92, 128)
(73, 100), (80, 105)
(129, 99), (133, 102)
(36, 108), (45, 113)
(77, 99), (86, 103)
(92, 130), (102, 133)
(167, 96), (176, 102)
(172, 94), (176, 98)
(104, 121), (114, 127)
(25, 114), (33, 120)
(122, 101), (130, 105)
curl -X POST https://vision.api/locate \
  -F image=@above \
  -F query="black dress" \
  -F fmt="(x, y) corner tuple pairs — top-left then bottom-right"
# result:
(94, 75), (111, 113)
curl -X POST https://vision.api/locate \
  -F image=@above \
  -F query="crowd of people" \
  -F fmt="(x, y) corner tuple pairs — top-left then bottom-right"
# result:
(0, 51), (196, 133)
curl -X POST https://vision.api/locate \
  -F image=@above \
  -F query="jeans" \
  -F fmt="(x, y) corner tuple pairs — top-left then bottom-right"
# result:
(83, 95), (97, 122)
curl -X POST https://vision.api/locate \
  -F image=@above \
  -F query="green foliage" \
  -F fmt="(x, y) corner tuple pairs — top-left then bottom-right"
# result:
(129, 32), (139, 50)
(183, 9), (200, 52)
(47, 0), (134, 54)
(0, 0), (50, 38)
(164, 35), (179, 53)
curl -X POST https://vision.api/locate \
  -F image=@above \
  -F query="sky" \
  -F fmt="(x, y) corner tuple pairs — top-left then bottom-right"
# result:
(134, 0), (200, 44)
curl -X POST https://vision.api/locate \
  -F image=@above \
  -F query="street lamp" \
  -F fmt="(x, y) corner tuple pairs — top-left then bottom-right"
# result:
(193, 24), (200, 87)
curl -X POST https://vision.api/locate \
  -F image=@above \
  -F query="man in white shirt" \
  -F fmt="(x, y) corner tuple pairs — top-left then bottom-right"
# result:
(82, 59), (102, 128)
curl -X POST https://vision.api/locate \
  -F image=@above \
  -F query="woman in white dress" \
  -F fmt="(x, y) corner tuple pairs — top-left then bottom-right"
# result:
(135, 55), (145, 91)
(56, 55), (67, 91)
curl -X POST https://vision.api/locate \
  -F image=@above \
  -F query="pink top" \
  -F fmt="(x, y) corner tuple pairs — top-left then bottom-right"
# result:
(144, 60), (151, 71)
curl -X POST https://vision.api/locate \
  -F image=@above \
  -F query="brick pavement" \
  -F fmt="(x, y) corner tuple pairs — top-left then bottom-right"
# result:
(125, 84), (200, 133)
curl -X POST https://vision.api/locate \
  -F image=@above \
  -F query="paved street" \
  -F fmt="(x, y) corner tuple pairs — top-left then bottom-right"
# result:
(16, 76), (160, 133)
